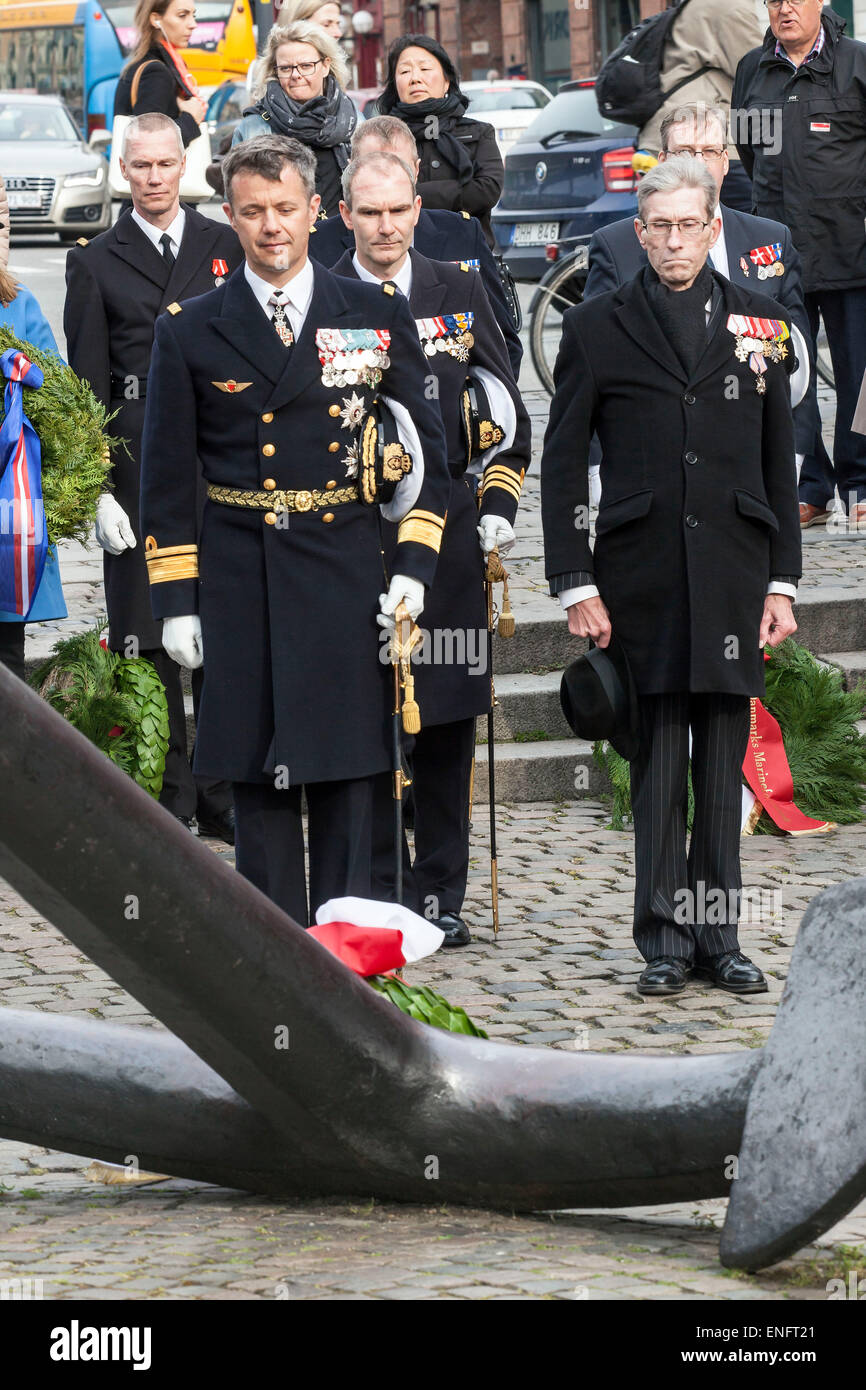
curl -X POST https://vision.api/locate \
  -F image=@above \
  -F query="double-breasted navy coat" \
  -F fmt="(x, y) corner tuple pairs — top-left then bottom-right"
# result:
(542, 269), (802, 697)
(64, 205), (242, 652)
(140, 261), (449, 786)
(334, 248), (531, 726)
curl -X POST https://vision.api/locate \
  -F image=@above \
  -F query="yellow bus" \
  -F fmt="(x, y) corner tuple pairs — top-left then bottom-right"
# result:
(104, 2), (256, 96)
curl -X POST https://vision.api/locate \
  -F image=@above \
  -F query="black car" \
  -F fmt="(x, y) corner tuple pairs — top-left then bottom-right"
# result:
(492, 78), (638, 281)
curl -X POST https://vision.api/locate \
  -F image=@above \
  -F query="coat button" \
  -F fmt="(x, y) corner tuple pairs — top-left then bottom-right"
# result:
(325, 480), (337, 490)
(262, 443), (276, 457)
(328, 404), (341, 417)
(684, 393), (696, 405)
(264, 511), (277, 525)
(686, 514), (699, 528)
(322, 512), (335, 523)
(431, 159), (440, 168)
(685, 451), (698, 465)
(261, 412), (274, 423)
(328, 441), (340, 453)
(263, 478), (276, 490)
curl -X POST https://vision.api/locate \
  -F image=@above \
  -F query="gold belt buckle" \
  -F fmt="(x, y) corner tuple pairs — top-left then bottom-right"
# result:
(293, 490), (314, 513)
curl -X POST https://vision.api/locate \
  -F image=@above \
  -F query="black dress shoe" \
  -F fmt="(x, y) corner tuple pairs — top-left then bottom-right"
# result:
(637, 956), (692, 996)
(196, 807), (236, 845)
(694, 950), (767, 993)
(436, 913), (471, 948)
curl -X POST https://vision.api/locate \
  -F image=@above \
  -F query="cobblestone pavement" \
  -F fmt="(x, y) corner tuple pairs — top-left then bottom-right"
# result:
(3, 370), (865, 1300)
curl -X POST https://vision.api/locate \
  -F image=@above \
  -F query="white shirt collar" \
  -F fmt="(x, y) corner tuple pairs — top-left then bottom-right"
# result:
(352, 250), (413, 298)
(709, 203), (729, 278)
(244, 258), (315, 318)
(131, 206), (186, 255)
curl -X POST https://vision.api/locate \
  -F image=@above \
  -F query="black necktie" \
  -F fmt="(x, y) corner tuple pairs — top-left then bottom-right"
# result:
(159, 232), (176, 271)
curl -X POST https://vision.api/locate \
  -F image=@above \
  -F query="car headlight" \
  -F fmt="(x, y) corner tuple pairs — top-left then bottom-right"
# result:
(64, 167), (105, 188)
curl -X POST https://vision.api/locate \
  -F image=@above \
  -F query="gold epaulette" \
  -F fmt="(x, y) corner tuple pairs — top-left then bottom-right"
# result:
(144, 536), (198, 584)
(397, 509), (446, 553)
(480, 465), (525, 505)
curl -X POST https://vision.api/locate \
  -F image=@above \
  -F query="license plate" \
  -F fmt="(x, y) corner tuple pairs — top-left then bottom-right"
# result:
(514, 221), (560, 246)
(8, 191), (41, 209)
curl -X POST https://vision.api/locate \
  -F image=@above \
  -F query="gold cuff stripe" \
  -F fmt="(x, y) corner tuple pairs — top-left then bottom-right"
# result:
(144, 542), (198, 558)
(481, 474), (522, 502)
(397, 517), (445, 552)
(146, 553), (199, 585)
(483, 464), (523, 489)
(402, 509), (445, 530)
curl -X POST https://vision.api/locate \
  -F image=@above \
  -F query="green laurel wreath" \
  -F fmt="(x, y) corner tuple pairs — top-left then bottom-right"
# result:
(30, 624), (170, 798)
(368, 975), (488, 1037)
(593, 639), (866, 835)
(0, 327), (115, 545)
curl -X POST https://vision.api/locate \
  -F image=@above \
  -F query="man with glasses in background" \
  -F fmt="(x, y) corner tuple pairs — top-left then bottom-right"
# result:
(542, 157), (801, 999)
(733, 0), (866, 528)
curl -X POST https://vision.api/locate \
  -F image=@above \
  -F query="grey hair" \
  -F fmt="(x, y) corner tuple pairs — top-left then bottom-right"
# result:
(121, 111), (184, 160)
(255, 19), (349, 96)
(660, 102), (728, 152)
(351, 114), (418, 160)
(637, 154), (717, 224)
(341, 151), (417, 207)
(222, 134), (318, 206)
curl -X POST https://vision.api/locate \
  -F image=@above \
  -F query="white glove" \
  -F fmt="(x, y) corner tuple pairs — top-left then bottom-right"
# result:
(477, 515), (516, 556)
(95, 493), (137, 555)
(162, 615), (203, 669)
(377, 574), (425, 631)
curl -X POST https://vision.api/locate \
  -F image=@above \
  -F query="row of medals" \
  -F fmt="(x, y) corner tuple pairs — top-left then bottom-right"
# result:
(321, 347), (389, 388)
(735, 334), (788, 364)
(423, 330), (475, 361)
(755, 261), (785, 280)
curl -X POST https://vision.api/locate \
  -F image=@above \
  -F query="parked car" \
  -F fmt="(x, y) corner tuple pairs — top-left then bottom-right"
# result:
(206, 80), (249, 152)
(0, 93), (110, 241)
(462, 79), (551, 159)
(492, 78), (637, 281)
(347, 87), (380, 120)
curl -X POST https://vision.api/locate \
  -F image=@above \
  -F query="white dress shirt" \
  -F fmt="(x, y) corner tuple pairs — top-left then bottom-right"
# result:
(244, 258), (315, 340)
(131, 206), (186, 261)
(352, 251), (414, 299)
(709, 205), (729, 279)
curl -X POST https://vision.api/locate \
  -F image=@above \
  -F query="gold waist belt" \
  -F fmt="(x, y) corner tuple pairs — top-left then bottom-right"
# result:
(207, 483), (359, 513)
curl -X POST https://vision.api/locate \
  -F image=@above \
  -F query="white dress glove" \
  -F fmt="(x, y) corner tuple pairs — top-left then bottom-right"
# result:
(95, 494), (137, 555)
(477, 515), (516, 556)
(162, 615), (203, 669)
(377, 574), (425, 631)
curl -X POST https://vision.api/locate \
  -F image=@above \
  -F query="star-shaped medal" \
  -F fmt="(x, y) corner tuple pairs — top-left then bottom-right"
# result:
(339, 391), (366, 431)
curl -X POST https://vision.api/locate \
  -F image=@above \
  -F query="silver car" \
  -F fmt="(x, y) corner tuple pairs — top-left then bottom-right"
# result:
(0, 92), (110, 242)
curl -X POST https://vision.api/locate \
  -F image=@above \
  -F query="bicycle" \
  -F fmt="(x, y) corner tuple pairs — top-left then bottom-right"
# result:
(529, 234), (835, 395)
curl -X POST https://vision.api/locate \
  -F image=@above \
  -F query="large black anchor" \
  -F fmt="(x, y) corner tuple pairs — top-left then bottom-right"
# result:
(0, 666), (862, 1271)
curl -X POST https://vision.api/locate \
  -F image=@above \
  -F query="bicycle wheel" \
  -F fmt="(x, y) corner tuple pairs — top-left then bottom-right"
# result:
(816, 316), (834, 390)
(529, 253), (588, 395)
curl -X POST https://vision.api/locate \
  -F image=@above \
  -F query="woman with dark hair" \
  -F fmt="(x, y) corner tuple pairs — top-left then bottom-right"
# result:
(378, 34), (503, 247)
(114, 0), (207, 148)
(231, 21), (356, 217)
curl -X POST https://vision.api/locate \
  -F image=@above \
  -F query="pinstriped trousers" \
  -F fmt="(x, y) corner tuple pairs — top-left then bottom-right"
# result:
(629, 692), (750, 963)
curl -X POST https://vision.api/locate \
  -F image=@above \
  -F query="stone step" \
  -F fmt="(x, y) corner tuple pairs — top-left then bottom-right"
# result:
(492, 589), (866, 675)
(818, 649), (866, 696)
(488, 670), (571, 742)
(471, 737), (602, 804)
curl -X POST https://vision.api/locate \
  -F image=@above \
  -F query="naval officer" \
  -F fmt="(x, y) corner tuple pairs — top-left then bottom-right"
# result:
(333, 150), (531, 946)
(140, 135), (450, 925)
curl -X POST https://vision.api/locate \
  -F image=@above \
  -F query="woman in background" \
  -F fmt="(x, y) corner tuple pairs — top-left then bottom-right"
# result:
(114, 0), (207, 148)
(275, 0), (345, 43)
(0, 268), (66, 679)
(378, 34), (503, 248)
(232, 21), (356, 218)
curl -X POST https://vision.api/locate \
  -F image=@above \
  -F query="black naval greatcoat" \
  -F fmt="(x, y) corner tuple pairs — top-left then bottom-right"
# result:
(64, 206), (242, 652)
(542, 269), (802, 697)
(140, 261), (449, 787)
(312, 206), (523, 378)
(333, 248), (531, 727)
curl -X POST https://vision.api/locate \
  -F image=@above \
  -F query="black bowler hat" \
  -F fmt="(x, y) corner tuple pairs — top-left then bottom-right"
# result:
(560, 634), (640, 761)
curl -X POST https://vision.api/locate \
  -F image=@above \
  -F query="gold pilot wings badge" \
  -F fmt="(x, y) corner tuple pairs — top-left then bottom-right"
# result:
(212, 380), (252, 393)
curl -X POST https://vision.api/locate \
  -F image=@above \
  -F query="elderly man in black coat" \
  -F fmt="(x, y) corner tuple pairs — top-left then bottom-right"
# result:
(332, 149), (530, 946)
(140, 136), (450, 927)
(64, 112), (242, 840)
(542, 156), (801, 998)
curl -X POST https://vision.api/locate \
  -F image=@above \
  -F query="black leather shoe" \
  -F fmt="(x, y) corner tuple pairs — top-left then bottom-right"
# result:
(196, 807), (236, 845)
(637, 956), (692, 995)
(694, 950), (767, 993)
(436, 913), (471, 948)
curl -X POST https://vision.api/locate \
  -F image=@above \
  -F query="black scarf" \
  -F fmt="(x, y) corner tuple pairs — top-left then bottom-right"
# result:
(643, 262), (715, 374)
(386, 89), (475, 184)
(247, 75), (357, 166)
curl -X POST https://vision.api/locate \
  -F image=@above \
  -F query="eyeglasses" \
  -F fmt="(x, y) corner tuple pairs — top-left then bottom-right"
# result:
(276, 60), (324, 77)
(764, 0), (809, 9)
(641, 218), (712, 240)
(668, 146), (726, 161)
